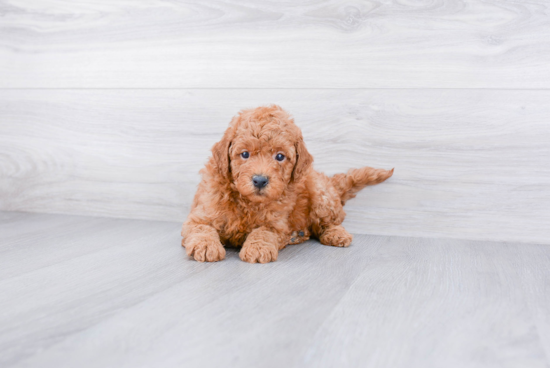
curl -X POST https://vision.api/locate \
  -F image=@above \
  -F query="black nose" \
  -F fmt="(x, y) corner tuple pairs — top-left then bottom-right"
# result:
(252, 175), (269, 189)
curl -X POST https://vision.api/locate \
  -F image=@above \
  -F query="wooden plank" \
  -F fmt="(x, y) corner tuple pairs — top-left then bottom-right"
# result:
(303, 238), (549, 368)
(1, 0), (549, 88)
(517, 243), (550, 363)
(0, 214), (200, 367)
(0, 212), (548, 367)
(0, 212), (175, 280)
(1, 89), (549, 244)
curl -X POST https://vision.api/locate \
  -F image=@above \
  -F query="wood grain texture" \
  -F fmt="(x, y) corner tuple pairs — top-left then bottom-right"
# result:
(1, 0), (550, 88)
(0, 211), (549, 368)
(1, 89), (549, 244)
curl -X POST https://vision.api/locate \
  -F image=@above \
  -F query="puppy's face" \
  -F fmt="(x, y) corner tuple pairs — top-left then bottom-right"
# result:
(212, 106), (312, 204)
(229, 124), (296, 203)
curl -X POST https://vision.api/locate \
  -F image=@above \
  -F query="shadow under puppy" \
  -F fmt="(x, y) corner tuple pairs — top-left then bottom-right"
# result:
(182, 105), (393, 263)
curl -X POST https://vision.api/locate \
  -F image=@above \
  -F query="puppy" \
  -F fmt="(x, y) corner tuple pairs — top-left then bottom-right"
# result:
(182, 105), (393, 263)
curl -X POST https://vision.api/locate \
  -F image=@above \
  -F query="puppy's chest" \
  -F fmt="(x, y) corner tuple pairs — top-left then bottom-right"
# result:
(220, 216), (274, 247)
(219, 200), (310, 246)
(223, 205), (286, 233)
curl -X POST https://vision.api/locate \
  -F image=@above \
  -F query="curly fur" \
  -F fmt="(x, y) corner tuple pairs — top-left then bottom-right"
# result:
(182, 105), (394, 263)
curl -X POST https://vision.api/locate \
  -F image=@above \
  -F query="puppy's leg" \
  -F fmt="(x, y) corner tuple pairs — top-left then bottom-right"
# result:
(182, 223), (226, 262)
(307, 172), (352, 248)
(240, 227), (282, 264)
(319, 225), (353, 248)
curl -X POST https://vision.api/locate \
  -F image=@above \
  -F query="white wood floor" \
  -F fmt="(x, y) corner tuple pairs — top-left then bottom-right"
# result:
(1, 211), (549, 368)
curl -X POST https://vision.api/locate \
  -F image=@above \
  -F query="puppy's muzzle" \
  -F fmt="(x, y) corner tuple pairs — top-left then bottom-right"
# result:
(252, 175), (269, 189)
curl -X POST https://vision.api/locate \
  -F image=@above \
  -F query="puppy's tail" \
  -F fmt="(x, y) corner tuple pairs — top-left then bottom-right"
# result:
(330, 166), (394, 204)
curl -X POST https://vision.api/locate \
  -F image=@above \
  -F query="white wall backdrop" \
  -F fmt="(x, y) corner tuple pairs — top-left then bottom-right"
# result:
(1, 0), (549, 244)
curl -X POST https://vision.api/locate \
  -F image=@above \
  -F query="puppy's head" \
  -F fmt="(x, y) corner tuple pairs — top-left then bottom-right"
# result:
(212, 105), (313, 203)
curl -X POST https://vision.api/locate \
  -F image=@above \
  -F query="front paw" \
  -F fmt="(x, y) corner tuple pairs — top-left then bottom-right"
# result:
(183, 234), (226, 262)
(239, 241), (278, 264)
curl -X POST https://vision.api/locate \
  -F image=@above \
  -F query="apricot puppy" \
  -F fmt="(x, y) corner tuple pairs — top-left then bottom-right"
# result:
(182, 105), (393, 263)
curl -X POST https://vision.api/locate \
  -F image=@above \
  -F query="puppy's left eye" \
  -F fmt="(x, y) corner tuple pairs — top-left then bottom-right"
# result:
(275, 153), (285, 162)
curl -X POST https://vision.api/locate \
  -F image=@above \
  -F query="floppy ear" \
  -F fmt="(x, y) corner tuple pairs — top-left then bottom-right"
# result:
(291, 137), (313, 182)
(211, 123), (235, 179)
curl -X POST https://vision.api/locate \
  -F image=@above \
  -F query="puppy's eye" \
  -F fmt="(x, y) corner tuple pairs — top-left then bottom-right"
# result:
(275, 153), (285, 162)
(241, 151), (250, 159)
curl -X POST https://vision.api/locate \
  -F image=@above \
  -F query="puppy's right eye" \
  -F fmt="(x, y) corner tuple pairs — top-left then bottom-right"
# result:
(241, 151), (250, 159)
